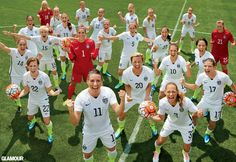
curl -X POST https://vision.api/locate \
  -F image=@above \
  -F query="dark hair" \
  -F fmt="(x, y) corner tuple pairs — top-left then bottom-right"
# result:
(68, 21), (72, 31)
(196, 38), (208, 47)
(26, 15), (35, 26)
(169, 42), (179, 51)
(165, 82), (185, 108)
(203, 58), (216, 66)
(87, 69), (103, 80)
(161, 26), (171, 42)
(26, 57), (39, 66)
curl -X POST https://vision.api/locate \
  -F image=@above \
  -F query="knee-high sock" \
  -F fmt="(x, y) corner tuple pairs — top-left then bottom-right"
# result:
(68, 84), (76, 99)
(61, 61), (66, 75)
(192, 88), (201, 99)
(46, 121), (53, 136)
(102, 63), (109, 74)
(53, 73), (59, 88)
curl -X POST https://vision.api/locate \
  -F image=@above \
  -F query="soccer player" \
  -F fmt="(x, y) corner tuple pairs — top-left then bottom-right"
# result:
(211, 20), (235, 74)
(143, 8), (157, 64)
(0, 39), (35, 112)
(4, 26), (63, 91)
(181, 58), (236, 143)
(190, 38), (214, 103)
(75, 1), (90, 28)
(96, 19), (116, 77)
(66, 69), (125, 162)
(18, 57), (60, 143)
(50, 6), (62, 31)
(114, 53), (157, 139)
(55, 12), (77, 80)
(89, 8), (106, 43)
(16, 15), (40, 55)
(150, 82), (201, 162)
(156, 43), (191, 99)
(107, 23), (153, 89)
(178, 7), (198, 53)
(118, 3), (139, 31)
(37, 0), (53, 26)
(151, 26), (171, 94)
(63, 27), (99, 104)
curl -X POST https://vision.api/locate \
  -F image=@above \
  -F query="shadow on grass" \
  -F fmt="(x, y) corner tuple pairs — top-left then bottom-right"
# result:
(68, 116), (83, 146)
(192, 119), (236, 162)
(180, 50), (195, 63)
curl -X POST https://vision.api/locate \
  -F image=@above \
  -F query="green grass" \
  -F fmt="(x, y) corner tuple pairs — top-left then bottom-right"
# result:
(0, 0), (236, 161)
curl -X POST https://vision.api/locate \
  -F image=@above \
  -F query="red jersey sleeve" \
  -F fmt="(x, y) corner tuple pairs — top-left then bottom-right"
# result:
(68, 43), (76, 62)
(228, 32), (235, 43)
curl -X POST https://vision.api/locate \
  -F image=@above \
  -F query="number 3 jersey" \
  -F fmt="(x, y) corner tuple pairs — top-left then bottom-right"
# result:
(122, 66), (154, 100)
(74, 86), (118, 134)
(195, 70), (232, 105)
(23, 70), (52, 103)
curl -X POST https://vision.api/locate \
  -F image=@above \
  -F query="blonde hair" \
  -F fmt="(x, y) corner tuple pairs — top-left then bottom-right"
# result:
(130, 52), (144, 62)
(39, 25), (49, 32)
(40, 0), (49, 10)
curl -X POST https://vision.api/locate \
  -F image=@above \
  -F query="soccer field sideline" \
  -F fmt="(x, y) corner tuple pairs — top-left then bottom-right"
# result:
(118, 0), (187, 161)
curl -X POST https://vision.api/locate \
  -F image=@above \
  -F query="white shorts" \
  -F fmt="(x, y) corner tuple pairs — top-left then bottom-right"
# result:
(39, 59), (57, 72)
(124, 95), (145, 112)
(147, 31), (156, 46)
(151, 52), (168, 63)
(160, 121), (194, 144)
(181, 27), (195, 38)
(197, 100), (222, 121)
(98, 47), (112, 62)
(11, 76), (23, 87)
(160, 79), (186, 93)
(27, 98), (50, 118)
(118, 55), (131, 69)
(78, 21), (89, 28)
(82, 127), (116, 153)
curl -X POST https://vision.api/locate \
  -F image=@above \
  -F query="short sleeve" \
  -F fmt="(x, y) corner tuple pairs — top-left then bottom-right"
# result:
(74, 95), (83, 112)
(44, 74), (52, 88)
(185, 97), (197, 113)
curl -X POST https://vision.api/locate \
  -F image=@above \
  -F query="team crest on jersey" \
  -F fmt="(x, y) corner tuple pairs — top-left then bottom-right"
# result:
(102, 97), (108, 104)
(177, 64), (180, 68)
(217, 80), (221, 85)
(144, 76), (148, 81)
(179, 107), (184, 112)
(82, 144), (87, 150)
(86, 44), (90, 48)
(25, 56), (28, 60)
(38, 79), (43, 85)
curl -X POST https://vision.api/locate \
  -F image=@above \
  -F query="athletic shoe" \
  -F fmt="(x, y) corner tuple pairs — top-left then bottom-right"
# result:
(28, 121), (36, 131)
(150, 125), (158, 137)
(114, 83), (123, 89)
(63, 99), (72, 106)
(115, 128), (124, 139)
(204, 111), (209, 117)
(152, 151), (160, 162)
(151, 85), (157, 96)
(47, 135), (54, 143)
(16, 106), (22, 113)
(204, 134), (210, 143)
(190, 97), (198, 103)
(182, 150), (190, 162)
(61, 74), (66, 80)
(55, 87), (62, 93)
(103, 72), (112, 77)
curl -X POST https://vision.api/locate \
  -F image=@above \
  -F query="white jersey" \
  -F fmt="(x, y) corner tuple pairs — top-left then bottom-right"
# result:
(97, 27), (116, 49)
(122, 66), (154, 99)
(31, 36), (61, 61)
(23, 70), (51, 103)
(124, 13), (138, 31)
(75, 8), (90, 26)
(159, 55), (187, 80)
(50, 16), (62, 30)
(9, 48), (34, 77)
(74, 86), (118, 134)
(195, 71), (232, 105)
(55, 23), (77, 38)
(118, 32), (144, 58)
(194, 49), (214, 74)
(152, 35), (169, 58)
(182, 13), (196, 28)
(159, 97), (197, 126)
(18, 26), (39, 55)
(142, 15), (156, 33)
(90, 17), (106, 43)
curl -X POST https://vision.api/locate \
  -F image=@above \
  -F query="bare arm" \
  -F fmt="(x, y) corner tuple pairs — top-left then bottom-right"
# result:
(125, 84), (132, 102)
(180, 78), (199, 90)
(143, 37), (154, 43)
(117, 11), (125, 23)
(3, 31), (31, 40)
(67, 100), (82, 126)
(18, 86), (30, 98)
(230, 83), (236, 93)
(0, 42), (11, 53)
(149, 114), (165, 122)
(145, 83), (151, 100)
(185, 61), (191, 78)
(46, 87), (61, 96)
(112, 90), (125, 116)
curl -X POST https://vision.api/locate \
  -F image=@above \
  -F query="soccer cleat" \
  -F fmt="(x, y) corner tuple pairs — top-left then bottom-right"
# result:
(190, 97), (198, 103)
(204, 111), (209, 117)
(47, 135), (54, 143)
(16, 106), (22, 113)
(151, 85), (157, 96)
(204, 134), (210, 143)
(152, 151), (160, 162)
(150, 126), (158, 137)
(61, 74), (66, 80)
(63, 99), (72, 106)
(55, 87), (62, 93)
(103, 72), (112, 77)
(115, 128), (124, 139)
(28, 121), (36, 131)
(114, 83), (123, 89)
(182, 150), (190, 162)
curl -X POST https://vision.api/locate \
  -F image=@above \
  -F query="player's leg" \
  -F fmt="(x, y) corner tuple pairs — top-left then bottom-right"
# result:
(189, 29), (195, 54)
(151, 58), (160, 95)
(96, 49), (105, 72)
(27, 101), (38, 130)
(49, 60), (61, 91)
(11, 76), (22, 112)
(102, 48), (112, 76)
(179, 27), (187, 52)
(115, 57), (129, 89)
(82, 133), (98, 162)
(60, 50), (67, 80)
(220, 56), (229, 74)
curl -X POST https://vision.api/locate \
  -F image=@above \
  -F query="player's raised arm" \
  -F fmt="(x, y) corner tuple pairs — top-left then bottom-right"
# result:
(67, 100), (82, 126)
(0, 42), (11, 53)
(3, 31), (31, 40)
(180, 78), (198, 90)
(112, 90), (125, 116)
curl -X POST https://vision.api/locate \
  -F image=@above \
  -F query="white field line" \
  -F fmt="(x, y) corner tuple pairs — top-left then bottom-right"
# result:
(118, 0), (187, 162)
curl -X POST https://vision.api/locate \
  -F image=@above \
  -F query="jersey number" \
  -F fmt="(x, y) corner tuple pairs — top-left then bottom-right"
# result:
(217, 39), (223, 45)
(131, 41), (135, 47)
(170, 69), (177, 74)
(17, 61), (24, 66)
(135, 82), (143, 89)
(42, 46), (48, 50)
(31, 85), (39, 92)
(42, 105), (49, 112)
(209, 86), (216, 92)
(94, 107), (102, 117)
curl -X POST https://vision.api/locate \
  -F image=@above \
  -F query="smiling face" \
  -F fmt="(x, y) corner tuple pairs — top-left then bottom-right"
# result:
(87, 73), (102, 94)
(161, 27), (169, 40)
(61, 13), (69, 24)
(169, 44), (178, 57)
(203, 59), (216, 76)
(39, 26), (49, 38)
(26, 16), (34, 27)
(53, 7), (60, 17)
(165, 83), (178, 105)
(17, 39), (27, 51)
(197, 40), (207, 53)
(27, 60), (39, 75)
(103, 20), (110, 30)
(131, 55), (143, 70)
(77, 28), (86, 41)
(129, 23), (137, 34)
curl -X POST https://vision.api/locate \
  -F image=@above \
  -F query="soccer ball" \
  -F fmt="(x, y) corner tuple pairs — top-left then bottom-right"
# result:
(5, 84), (21, 100)
(62, 38), (71, 48)
(223, 91), (236, 107)
(138, 101), (157, 118)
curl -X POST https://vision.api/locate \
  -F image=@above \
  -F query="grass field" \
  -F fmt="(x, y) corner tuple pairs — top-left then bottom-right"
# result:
(0, 0), (236, 162)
